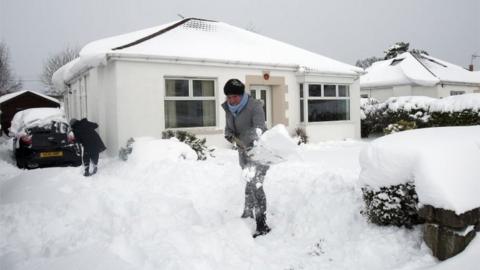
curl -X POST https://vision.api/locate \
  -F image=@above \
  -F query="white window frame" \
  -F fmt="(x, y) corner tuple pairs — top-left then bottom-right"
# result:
(301, 83), (351, 123)
(164, 77), (217, 129)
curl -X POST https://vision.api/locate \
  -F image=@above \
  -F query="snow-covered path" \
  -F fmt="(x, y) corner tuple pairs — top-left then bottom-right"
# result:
(0, 139), (437, 270)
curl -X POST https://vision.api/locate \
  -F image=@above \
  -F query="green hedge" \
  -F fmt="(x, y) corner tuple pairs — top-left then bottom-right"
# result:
(361, 182), (424, 228)
(361, 105), (480, 137)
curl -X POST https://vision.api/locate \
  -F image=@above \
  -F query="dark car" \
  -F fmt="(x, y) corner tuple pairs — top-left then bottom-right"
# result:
(10, 108), (82, 169)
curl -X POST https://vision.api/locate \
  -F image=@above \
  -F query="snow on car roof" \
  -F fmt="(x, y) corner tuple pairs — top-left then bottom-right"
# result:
(9, 108), (67, 136)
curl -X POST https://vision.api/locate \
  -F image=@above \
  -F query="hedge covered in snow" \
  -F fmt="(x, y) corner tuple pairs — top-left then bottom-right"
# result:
(360, 94), (480, 137)
(361, 182), (423, 228)
(360, 126), (480, 227)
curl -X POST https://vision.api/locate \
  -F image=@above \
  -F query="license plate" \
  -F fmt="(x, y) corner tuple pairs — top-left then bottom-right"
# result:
(40, 151), (63, 158)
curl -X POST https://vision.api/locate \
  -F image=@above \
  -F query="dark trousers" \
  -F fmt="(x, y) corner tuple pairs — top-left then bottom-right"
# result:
(83, 150), (99, 169)
(239, 150), (269, 218)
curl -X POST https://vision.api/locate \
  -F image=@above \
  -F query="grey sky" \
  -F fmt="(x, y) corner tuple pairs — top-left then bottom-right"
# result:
(1, 0), (479, 91)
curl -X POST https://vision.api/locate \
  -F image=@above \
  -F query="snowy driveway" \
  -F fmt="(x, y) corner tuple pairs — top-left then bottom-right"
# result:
(0, 139), (437, 270)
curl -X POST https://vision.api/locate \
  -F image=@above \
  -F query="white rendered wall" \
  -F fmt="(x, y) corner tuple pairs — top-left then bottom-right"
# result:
(392, 85), (412, 97)
(70, 58), (361, 154)
(436, 84), (480, 98)
(361, 88), (394, 102)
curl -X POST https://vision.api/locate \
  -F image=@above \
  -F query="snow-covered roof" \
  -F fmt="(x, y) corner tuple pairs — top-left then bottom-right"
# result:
(360, 52), (480, 88)
(53, 18), (362, 89)
(0, 90), (60, 105)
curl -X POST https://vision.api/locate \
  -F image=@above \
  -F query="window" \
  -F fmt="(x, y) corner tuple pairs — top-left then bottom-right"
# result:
(165, 78), (216, 128)
(450, 90), (465, 96)
(304, 84), (350, 122)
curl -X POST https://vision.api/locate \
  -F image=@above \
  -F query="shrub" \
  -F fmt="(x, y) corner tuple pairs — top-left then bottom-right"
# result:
(162, 130), (214, 160)
(361, 102), (480, 137)
(118, 137), (135, 161)
(294, 127), (308, 145)
(383, 120), (417, 135)
(361, 182), (423, 228)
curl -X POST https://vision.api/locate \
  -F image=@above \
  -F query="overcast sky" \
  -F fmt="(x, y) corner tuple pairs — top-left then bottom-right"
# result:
(1, 0), (479, 91)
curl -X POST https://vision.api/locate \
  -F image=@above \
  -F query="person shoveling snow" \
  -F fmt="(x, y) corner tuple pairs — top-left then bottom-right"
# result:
(222, 79), (299, 238)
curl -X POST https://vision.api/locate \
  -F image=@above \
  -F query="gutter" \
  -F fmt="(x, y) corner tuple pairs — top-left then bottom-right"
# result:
(107, 52), (361, 78)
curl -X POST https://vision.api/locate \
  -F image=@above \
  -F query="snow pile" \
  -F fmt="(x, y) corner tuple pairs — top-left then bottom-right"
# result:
(429, 93), (480, 113)
(9, 108), (67, 137)
(0, 139), (441, 270)
(251, 124), (300, 165)
(368, 94), (480, 114)
(379, 96), (437, 112)
(127, 137), (198, 168)
(360, 126), (480, 214)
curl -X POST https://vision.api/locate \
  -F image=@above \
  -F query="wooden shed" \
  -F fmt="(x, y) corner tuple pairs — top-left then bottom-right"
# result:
(0, 90), (60, 135)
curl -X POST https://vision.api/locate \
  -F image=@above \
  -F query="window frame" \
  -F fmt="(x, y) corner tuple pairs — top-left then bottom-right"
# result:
(450, 90), (465, 96)
(164, 77), (217, 129)
(301, 83), (351, 123)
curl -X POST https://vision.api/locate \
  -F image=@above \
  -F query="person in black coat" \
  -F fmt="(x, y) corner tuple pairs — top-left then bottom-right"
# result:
(70, 118), (106, 176)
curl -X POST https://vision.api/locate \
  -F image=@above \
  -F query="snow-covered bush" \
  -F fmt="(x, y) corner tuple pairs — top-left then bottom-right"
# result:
(118, 137), (135, 161)
(383, 120), (416, 135)
(293, 127), (308, 145)
(361, 95), (480, 137)
(161, 130), (214, 160)
(361, 182), (423, 228)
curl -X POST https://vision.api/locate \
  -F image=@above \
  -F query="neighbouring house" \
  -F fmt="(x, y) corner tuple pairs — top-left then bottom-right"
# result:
(53, 18), (363, 154)
(0, 90), (60, 135)
(360, 52), (480, 102)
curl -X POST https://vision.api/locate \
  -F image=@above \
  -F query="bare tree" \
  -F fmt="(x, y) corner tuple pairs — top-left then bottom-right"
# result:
(0, 42), (22, 96)
(40, 47), (79, 95)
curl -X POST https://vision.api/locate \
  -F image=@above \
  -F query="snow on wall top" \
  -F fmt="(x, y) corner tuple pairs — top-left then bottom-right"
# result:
(53, 18), (362, 89)
(359, 126), (480, 214)
(360, 52), (480, 88)
(369, 94), (480, 113)
(0, 90), (60, 105)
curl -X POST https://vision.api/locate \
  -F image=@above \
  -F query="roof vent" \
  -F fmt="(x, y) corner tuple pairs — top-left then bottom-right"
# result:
(183, 19), (216, 32)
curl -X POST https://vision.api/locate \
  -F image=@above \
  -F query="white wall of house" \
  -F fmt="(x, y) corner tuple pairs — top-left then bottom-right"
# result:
(411, 86), (438, 98)
(393, 85), (412, 97)
(67, 58), (360, 155)
(436, 84), (480, 98)
(361, 87), (395, 102)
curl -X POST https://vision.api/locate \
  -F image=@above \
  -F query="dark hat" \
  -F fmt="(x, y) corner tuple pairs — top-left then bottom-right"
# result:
(224, 79), (245, 96)
(69, 118), (78, 127)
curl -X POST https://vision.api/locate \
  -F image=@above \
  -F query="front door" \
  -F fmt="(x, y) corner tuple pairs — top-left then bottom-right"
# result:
(249, 85), (272, 128)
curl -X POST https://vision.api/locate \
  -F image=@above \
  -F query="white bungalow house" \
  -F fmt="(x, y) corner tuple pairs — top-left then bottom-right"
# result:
(360, 52), (480, 102)
(53, 18), (363, 154)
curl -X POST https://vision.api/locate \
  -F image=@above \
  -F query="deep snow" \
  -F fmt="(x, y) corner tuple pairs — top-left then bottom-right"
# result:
(360, 126), (480, 214)
(0, 131), (477, 270)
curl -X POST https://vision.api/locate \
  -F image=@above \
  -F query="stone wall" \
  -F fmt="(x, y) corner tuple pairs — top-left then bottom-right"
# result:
(419, 205), (480, 260)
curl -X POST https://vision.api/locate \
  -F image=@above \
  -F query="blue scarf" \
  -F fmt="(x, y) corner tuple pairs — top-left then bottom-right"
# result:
(227, 93), (249, 117)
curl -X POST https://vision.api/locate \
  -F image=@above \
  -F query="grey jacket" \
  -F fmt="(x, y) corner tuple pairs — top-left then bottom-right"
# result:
(222, 95), (267, 149)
